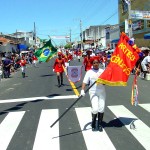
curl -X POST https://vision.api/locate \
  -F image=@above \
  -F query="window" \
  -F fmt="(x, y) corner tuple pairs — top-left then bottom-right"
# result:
(147, 20), (150, 28)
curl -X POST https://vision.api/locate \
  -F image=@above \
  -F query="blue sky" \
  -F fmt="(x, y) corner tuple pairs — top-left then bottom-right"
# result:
(0, 0), (118, 45)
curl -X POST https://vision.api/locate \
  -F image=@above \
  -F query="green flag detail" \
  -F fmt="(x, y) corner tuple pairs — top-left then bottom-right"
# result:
(34, 40), (57, 62)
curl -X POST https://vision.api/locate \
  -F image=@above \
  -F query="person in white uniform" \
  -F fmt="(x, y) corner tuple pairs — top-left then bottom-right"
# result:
(80, 56), (106, 132)
(141, 52), (150, 78)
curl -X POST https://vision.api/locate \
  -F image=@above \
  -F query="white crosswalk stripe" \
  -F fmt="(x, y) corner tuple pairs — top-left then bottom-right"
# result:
(108, 105), (150, 150)
(0, 111), (25, 150)
(33, 109), (60, 150)
(75, 107), (116, 150)
(0, 104), (149, 150)
(138, 103), (150, 113)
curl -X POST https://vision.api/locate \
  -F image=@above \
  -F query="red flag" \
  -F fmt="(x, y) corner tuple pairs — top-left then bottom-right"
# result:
(97, 32), (141, 86)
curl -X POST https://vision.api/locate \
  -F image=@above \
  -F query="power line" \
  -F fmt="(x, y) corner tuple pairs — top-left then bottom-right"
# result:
(101, 10), (118, 25)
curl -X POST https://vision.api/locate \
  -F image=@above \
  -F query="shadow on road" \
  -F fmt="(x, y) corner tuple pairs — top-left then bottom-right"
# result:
(52, 117), (138, 139)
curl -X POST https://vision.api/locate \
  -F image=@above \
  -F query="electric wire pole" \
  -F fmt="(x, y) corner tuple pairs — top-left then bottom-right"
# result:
(34, 22), (36, 45)
(128, 0), (133, 38)
(80, 20), (83, 50)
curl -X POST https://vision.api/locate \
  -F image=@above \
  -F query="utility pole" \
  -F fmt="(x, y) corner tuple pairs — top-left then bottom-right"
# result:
(34, 22), (36, 45)
(128, 0), (133, 38)
(80, 20), (83, 50)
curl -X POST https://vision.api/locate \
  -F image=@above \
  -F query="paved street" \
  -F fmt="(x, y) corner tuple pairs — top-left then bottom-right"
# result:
(0, 57), (150, 150)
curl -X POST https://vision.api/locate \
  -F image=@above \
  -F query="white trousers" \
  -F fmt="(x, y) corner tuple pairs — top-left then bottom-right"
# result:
(141, 63), (148, 71)
(21, 66), (26, 73)
(90, 92), (106, 114)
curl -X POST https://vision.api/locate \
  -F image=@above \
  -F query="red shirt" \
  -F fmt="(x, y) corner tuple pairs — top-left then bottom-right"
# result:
(83, 56), (93, 71)
(32, 56), (38, 61)
(18, 59), (27, 66)
(53, 58), (65, 73)
(77, 51), (82, 56)
(63, 54), (73, 62)
(102, 56), (107, 62)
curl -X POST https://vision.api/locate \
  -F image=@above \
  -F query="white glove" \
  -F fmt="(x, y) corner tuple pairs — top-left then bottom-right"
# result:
(53, 69), (55, 72)
(80, 90), (85, 96)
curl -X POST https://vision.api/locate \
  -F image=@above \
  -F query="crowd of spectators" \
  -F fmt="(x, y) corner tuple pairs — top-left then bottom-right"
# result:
(0, 51), (35, 79)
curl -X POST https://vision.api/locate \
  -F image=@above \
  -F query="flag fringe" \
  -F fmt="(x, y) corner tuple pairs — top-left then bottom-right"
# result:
(97, 78), (127, 86)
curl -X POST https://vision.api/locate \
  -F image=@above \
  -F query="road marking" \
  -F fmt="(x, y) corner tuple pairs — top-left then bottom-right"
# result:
(70, 81), (80, 96)
(0, 95), (78, 104)
(0, 111), (25, 150)
(75, 107), (116, 150)
(33, 109), (59, 150)
(108, 105), (150, 150)
(138, 103), (150, 113)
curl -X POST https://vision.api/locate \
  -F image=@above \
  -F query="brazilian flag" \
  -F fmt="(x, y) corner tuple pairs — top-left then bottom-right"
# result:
(34, 40), (57, 62)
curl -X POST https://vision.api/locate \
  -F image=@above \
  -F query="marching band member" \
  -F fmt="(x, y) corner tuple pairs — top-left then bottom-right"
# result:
(18, 56), (27, 78)
(83, 50), (93, 71)
(32, 55), (38, 67)
(53, 52), (66, 87)
(77, 49), (82, 62)
(80, 56), (106, 132)
(63, 50), (72, 68)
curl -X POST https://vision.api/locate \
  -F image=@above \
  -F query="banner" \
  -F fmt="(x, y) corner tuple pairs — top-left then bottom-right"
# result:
(51, 36), (70, 39)
(67, 66), (82, 83)
(97, 32), (141, 86)
(131, 10), (150, 20)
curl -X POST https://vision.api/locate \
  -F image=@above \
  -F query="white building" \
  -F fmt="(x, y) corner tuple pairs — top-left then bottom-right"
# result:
(83, 24), (120, 50)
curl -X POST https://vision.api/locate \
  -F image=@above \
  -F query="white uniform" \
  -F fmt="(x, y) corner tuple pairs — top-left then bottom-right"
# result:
(141, 56), (150, 71)
(83, 68), (106, 114)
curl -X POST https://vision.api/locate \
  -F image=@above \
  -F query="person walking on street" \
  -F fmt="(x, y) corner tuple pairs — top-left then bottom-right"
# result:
(53, 52), (66, 87)
(77, 49), (82, 62)
(141, 51), (150, 78)
(80, 56), (106, 132)
(32, 55), (38, 67)
(3, 54), (12, 78)
(17, 56), (27, 78)
(83, 50), (93, 71)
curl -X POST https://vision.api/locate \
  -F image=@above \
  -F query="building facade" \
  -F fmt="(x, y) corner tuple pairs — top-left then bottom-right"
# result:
(82, 24), (120, 49)
(119, 0), (150, 47)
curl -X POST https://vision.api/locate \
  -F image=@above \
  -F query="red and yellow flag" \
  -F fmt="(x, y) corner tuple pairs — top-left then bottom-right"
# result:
(97, 32), (141, 86)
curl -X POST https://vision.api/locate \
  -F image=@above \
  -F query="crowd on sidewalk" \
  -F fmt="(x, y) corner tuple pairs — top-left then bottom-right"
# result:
(0, 51), (37, 80)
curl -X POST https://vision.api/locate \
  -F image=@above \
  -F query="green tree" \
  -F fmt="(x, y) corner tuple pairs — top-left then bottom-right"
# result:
(64, 43), (72, 49)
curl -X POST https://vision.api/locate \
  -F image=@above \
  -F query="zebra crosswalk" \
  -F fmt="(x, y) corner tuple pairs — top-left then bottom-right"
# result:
(0, 104), (150, 150)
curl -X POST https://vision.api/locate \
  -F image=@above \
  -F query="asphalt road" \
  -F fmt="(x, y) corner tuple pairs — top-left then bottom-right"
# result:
(0, 56), (150, 150)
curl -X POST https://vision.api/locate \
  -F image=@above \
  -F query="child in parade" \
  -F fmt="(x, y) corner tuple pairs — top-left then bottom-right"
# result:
(18, 56), (27, 78)
(53, 52), (66, 87)
(80, 56), (106, 132)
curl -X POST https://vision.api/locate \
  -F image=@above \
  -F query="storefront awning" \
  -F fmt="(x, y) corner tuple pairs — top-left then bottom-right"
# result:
(17, 44), (27, 50)
(144, 33), (150, 39)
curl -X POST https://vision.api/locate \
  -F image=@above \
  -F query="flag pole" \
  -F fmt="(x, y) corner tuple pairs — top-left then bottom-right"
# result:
(48, 35), (57, 47)
(50, 81), (96, 128)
